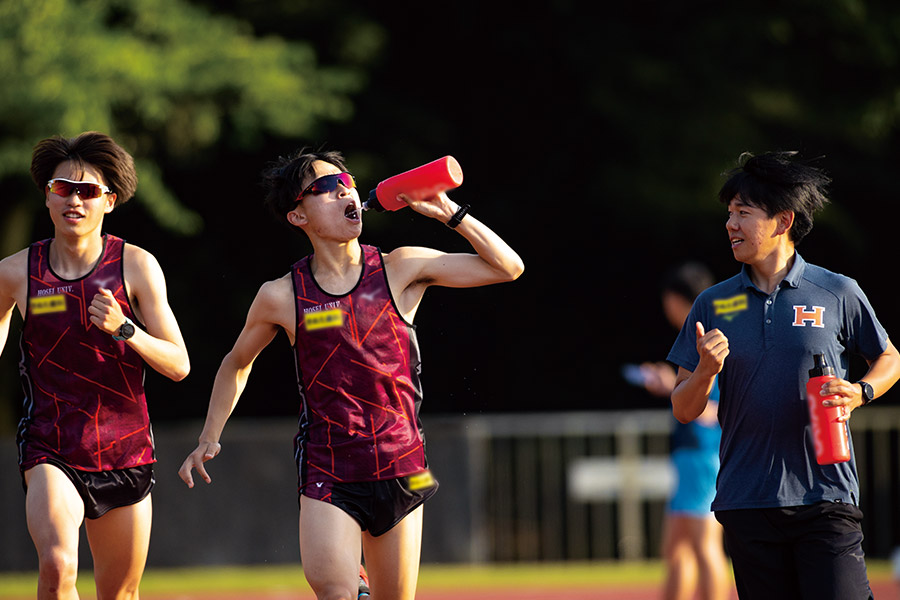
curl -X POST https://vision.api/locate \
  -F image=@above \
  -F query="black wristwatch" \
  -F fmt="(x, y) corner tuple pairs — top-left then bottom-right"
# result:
(113, 317), (136, 341)
(446, 204), (471, 229)
(857, 380), (875, 405)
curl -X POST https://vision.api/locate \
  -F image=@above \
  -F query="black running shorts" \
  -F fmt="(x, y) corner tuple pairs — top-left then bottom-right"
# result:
(23, 460), (155, 520)
(301, 470), (439, 536)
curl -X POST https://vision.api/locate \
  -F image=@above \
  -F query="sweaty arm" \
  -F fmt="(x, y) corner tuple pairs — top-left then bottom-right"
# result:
(671, 322), (729, 423)
(0, 301), (11, 358)
(386, 192), (525, 319)
(178, 276), (292, 487)
(89, 245), (190, 381)
(0, 248), (28, 352)
(0, 250), (27, 357)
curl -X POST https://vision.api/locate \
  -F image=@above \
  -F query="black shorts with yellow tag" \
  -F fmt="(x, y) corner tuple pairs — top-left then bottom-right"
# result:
(300, 470), (439, 537)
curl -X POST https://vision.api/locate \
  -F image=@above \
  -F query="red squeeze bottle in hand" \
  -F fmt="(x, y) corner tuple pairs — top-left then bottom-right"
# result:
(363, 156), (464, 212)
(806, 353), (851, 465)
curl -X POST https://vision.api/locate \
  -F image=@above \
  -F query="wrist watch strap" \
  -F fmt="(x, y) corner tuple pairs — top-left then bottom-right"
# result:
(446, 204), (471, 229)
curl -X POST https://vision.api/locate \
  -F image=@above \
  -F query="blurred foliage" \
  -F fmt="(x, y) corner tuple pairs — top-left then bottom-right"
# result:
(0, 0), (370, 433)
(4, 0), (900, 433)
(0, 0), (362, 245)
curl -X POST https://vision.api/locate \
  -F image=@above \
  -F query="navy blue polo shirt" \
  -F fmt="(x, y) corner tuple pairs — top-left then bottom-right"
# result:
(667, 253), (889, 511)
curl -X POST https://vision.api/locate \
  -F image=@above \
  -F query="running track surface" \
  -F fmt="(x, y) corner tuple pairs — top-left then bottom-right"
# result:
(62, 579), (896, 600)
(4, 577), (896, 599)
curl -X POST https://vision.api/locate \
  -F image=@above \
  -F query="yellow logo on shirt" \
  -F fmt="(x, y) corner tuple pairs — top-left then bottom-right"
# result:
(304, 308), (343, 331)
(30, 294), (66, 315)
(713, 294), (747, 321)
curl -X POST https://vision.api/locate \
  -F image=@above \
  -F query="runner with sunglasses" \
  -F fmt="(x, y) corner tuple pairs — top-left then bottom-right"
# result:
(0, 131), (191, 599)
(179, 148), (524, 600)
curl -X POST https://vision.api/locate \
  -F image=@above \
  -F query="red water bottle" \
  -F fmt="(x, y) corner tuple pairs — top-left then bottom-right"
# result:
(806, 353), (851, 465)
(363, 156), (464, 212)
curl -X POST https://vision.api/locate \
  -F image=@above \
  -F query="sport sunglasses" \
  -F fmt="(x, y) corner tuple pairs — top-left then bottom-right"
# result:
(47, 178), (112, 199)
(295, 172), (356, 204)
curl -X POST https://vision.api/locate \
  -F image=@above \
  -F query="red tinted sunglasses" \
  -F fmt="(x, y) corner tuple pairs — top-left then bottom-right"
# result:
(295, 172), (356, 204)
(47, 178), (112, 200)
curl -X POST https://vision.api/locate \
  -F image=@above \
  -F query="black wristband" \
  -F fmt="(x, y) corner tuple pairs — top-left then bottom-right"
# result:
(446, 204), (471, 229)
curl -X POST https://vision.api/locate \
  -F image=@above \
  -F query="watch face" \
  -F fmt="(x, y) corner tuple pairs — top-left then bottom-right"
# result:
(120, 322), (136, 340)
(861, 382), (874, 403)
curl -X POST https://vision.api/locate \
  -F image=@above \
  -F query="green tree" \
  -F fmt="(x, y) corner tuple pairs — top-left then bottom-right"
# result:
(0, 0), (368, 432)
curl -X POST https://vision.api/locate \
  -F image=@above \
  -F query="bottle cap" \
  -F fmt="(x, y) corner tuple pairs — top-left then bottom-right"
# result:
(363, 189), (385, 212)
(809, 353), (835, 378)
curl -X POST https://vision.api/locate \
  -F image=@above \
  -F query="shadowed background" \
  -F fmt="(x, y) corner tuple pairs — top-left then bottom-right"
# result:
(2, 0), (900, 570)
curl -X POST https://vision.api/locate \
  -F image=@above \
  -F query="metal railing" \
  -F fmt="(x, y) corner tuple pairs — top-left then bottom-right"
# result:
(1, 408), (898, 570)
(459, 407), (900, 562)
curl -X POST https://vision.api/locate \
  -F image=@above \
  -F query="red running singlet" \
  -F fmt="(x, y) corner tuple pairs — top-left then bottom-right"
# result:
(291, 245), (428, 488)
(17, 235), (152, 472)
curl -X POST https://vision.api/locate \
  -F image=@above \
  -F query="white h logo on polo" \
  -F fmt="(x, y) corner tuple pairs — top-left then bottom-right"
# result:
(793, 305), (825, 328)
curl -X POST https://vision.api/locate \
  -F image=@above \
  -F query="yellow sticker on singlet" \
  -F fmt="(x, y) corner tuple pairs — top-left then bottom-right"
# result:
(408, 471), (435, 491)
(30, 294), (66, 315)
(304, 308), (343, 331)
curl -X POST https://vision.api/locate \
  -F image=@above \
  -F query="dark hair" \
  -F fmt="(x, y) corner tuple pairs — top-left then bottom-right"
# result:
(261, 148), (349, 225)
(30, 131), (138, 206)
(661, 261), (714, 303)
(718, 151), (831, 245)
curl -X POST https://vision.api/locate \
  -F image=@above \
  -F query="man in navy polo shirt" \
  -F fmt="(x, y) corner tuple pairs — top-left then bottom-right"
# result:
(667, 151), (900, 599)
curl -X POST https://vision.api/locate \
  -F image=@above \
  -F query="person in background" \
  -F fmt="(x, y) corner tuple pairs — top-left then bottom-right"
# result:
(637, 262), (730, 600)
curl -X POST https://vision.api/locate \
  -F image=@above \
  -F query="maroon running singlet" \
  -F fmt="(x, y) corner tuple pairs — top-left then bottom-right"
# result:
(291, 245), (428, 488)
(17, 235), (152, 472)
